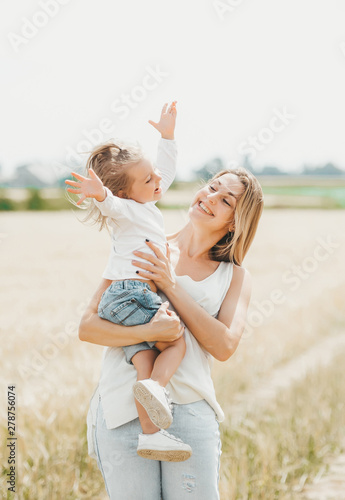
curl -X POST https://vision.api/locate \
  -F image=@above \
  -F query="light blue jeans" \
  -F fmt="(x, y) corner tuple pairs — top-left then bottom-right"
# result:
(94, 398), (221, 499)
(98, 280), (162, 364)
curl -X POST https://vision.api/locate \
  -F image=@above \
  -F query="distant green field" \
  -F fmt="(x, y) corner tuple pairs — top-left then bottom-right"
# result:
(262, 185), (345, 208)
(1, 178), (345, 210)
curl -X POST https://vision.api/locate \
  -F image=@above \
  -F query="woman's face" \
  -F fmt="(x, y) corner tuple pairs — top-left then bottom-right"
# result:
(189, 173), (245, 233)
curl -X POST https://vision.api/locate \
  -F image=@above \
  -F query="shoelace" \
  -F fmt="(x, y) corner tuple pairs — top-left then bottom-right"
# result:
(160, 429), (183, 443)
(163, 388), (173, 411)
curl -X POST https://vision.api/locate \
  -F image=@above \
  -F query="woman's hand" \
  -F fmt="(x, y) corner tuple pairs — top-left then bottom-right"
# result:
(132, 240), (175, 292)
(65, 168), (106, 205)
(147, 301), (184, 343)
(79, 278), (183, 346)
(148, 101), (177, 140)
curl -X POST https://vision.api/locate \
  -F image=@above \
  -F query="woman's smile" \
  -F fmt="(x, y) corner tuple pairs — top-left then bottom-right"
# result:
(198, 201), (214, 216)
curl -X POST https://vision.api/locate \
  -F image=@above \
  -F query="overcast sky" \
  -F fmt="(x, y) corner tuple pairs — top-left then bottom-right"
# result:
(1, 0), (345, 179)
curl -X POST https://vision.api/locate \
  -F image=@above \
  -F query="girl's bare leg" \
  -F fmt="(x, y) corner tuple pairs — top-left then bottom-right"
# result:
(131, 349), (159, 434)
(132, 337), (186, 432)
(151, 337), (186, 387)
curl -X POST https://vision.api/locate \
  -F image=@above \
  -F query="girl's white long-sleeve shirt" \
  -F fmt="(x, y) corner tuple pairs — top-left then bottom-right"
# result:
(93, 138), (177, 281)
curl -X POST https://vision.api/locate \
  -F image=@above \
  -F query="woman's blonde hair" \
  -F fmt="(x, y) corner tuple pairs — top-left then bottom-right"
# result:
(209, 167), (264, 265)
(73, 141), (144, 231)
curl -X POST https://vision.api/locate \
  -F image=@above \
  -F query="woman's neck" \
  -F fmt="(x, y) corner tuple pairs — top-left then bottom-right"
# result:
(173, 222), (224, 261)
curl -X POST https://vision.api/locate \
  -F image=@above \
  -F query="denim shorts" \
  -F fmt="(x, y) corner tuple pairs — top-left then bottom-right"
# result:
(98, 280), (162, 364)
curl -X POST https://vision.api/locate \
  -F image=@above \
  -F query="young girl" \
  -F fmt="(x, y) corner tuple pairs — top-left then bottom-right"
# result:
(65, 102), (192, 462)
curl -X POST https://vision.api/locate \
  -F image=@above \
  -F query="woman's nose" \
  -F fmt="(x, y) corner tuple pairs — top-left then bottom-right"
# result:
(207, 193), (217, 204)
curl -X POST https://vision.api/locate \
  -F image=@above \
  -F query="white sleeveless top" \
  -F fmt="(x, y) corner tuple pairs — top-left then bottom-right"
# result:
(87, 261), (233, 456)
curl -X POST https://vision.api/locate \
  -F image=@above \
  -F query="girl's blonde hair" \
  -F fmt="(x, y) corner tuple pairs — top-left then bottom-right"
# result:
(209, 167), (264, 265)
(75, 141), (144, 231)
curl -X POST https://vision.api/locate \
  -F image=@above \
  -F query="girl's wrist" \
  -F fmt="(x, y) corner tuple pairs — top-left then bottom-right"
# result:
(95, 187), (106, 202)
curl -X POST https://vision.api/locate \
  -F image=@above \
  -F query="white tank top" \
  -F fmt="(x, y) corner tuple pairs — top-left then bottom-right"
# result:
(87, 260), (233, 451)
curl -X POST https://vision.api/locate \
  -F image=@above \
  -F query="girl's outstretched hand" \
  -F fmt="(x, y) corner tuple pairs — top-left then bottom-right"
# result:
(148, 101), (177, 140)
(132, 240), (176, 292)
(65, 169), (106, 205)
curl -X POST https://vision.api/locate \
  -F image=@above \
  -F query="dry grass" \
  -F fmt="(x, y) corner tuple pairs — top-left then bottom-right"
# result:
(0, 208), (344, 499)
(218, 354), (345, 499)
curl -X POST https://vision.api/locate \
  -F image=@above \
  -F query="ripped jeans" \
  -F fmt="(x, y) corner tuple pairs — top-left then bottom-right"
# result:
(94, 398), (221, 499)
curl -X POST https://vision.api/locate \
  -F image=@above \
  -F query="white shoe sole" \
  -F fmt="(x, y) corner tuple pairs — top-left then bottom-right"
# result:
(137, 448), (192, 462)
(133, 381), (173, 429)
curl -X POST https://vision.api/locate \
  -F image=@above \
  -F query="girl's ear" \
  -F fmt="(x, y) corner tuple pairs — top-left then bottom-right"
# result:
(117, 190), (125, 199)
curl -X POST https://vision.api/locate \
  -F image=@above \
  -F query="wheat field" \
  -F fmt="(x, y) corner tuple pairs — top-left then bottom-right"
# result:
(1, 208), (344, 499)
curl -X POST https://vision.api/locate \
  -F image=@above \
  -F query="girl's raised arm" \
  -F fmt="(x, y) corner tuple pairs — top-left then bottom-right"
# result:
(79, 278), (184, 347)
(151, 102), (178, 194)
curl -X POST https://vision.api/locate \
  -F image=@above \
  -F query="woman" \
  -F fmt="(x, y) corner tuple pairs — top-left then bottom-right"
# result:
(80, 167), (264, 499)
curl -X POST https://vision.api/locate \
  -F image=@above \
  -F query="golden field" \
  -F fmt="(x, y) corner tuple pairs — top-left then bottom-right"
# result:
(1, 208), (345, 499)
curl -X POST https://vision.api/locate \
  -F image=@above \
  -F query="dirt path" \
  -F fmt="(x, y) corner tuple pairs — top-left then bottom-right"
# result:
(301, 454), (345, 499)
(229, 333), (345, 422)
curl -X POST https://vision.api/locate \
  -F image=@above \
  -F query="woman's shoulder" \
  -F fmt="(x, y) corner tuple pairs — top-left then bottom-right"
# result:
(218, 264), (252, 312)
(228, 264), (252, 296)
(232, 263), (251, 278)
(232, 263), (252, 283)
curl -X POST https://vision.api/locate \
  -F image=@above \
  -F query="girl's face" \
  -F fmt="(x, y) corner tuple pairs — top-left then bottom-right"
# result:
(127, 158), (162, 203)
(189, 173), (245, 233)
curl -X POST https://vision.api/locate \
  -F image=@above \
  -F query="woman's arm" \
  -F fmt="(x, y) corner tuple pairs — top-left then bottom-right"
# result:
(79, 278), (184, 346)
(132, 243), (252, 361)
(164, 266), (251, 361)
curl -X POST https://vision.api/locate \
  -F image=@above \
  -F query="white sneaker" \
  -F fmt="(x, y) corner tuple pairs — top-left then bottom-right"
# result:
(133, 379), (173, 429)
(137, 430), (192, 462)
